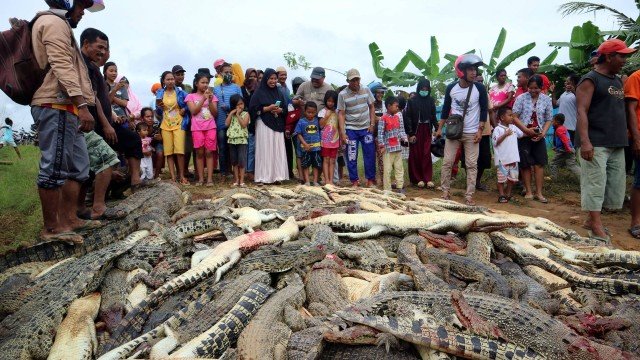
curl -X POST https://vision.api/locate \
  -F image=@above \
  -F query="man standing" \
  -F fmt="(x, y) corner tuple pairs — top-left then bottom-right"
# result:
(79, 27), (119, 220)
(31, 0), (103, 244)
(276, 66), (291, 103)
(214, 62), (242, 176)
(435, 54), (488, 206)
(338, 68), (377, 187)
(626, 68), (640, 240)
(576, 39), (636, 241)
(527, 55), (551, 93)
(294, 67), (333, 111)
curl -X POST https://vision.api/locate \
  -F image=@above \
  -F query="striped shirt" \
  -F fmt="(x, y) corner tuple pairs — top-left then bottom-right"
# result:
(337, 86), (374, 130)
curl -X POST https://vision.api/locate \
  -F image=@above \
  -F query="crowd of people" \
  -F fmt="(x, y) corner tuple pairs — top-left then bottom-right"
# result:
(20, 0), (640, 244)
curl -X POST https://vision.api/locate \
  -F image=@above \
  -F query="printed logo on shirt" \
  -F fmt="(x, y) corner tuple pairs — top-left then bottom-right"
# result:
(608, 86), (625, 99)
(305, 124), (319, 134)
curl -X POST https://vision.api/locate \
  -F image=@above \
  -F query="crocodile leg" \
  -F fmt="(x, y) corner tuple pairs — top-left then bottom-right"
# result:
(336, 225), (388, 240)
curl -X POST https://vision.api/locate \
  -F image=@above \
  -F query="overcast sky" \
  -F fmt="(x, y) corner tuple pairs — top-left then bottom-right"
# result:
(0, 0), (636, 130)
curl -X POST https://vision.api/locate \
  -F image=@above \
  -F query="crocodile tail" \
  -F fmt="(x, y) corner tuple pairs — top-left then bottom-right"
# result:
(0, 241), (80, 272)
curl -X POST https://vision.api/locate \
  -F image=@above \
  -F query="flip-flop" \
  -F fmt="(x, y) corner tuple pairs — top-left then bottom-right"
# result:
(629, 225), (640, 239)
(534, 195), (548, 203)
(582, 223), (611, 236)
(588, 230), (611, 243)
(73, 219), (102, 232)
(40, 231), (84, 245)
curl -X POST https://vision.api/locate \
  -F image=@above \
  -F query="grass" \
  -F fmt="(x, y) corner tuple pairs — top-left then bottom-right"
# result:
(0, 145), (42, 253)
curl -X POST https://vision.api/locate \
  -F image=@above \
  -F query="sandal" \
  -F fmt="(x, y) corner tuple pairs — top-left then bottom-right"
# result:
(465, 198), (476, 206)
(534, 195), (548, 204)
(628, 225), (640, 239)
(194, 182), (203, 187)
(588, 230), (611, 243)
(40, 231), (84, 245)
(441, 193), (450, 200)
(239, 182), (246, 187)
(179, 178), (190, 186)
(206, 182), (214, 187)
(498, 195), (509, 203)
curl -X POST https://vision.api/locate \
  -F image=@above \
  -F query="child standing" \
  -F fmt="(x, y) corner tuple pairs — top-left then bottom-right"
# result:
(492, 108), (523, 203)
(550, 113), (580, 179)
(0, 118), (21, 159)
(294, 102), (322, 186)
(377, 96), (408, 193)
(319, 90), (339, 185)
(226, 94), (250, 187)
(136, 122), (154, 181)
(186, 73), (219, 186)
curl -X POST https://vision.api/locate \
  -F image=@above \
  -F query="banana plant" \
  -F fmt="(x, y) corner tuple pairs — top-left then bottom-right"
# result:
(482, 28), (536, 81)
(548, 21), (604, 64)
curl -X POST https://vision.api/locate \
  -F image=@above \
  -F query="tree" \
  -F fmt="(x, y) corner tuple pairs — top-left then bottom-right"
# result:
(283, 52), (346, 76)
(559, 1), (640, 49)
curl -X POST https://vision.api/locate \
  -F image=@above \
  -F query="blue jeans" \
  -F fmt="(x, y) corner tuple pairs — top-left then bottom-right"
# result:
(217, 127), (229, 174)
(345, 128), (375, 182)
(247, 133), (256, 172)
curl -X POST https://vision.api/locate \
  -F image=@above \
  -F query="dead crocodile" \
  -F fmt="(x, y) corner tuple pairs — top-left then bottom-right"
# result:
(297, 211), (526, 239)
(237, 273), (306, 360)
(0, 230), (148, 360)
(167, 282), (274, 359)
(103, 217), (298, 349)
(48, 292), (101, 360)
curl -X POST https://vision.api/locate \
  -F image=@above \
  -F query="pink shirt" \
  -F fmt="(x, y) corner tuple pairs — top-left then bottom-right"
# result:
(186, 93), (218, 131)
(141, 137), (153, 154)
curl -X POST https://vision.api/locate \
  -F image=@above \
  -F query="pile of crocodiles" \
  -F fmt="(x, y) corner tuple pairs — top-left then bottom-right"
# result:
(1, 181), (639, 359)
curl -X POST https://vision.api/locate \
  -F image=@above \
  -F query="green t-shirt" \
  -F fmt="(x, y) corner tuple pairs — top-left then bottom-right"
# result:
(227, 111), (249, 145)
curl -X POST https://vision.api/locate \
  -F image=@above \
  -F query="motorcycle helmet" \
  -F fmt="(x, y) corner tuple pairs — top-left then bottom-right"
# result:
(454, 54), (484, 79)
(367, 81), (387, 94)
(431, 137), (446, 158)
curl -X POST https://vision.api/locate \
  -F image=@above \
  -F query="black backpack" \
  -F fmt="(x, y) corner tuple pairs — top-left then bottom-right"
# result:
(0, 12), (56, 106)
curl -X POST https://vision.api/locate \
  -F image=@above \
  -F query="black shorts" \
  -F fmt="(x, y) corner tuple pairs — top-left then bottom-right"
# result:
(302, 150), (322, 169)
(113, 124), (143, 159)
(518, 137), (548, 168)
(229, 143), (247, 168)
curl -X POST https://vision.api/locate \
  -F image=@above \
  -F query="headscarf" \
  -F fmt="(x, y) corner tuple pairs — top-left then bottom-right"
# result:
(115, 75), (143, 118)
(249, 68), (287, 132)
(245, 68), (257, 81)
(231, 63), (244, 86)
(407, 77), (435, 126)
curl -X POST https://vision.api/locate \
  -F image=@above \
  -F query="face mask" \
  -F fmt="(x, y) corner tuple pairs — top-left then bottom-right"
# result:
(419, 90), (430, 97)
(223, 74), (233, 83)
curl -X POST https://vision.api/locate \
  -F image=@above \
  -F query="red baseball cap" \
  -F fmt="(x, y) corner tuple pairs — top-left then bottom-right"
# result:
(596, 39), (636, 55)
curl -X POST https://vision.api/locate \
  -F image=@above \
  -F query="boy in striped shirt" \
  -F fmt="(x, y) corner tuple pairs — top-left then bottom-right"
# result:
(377, 96), (408, 192)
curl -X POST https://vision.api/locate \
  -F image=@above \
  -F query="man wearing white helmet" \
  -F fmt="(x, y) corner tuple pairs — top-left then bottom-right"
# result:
(31, 0), (105, 244)
(435, 54), (489, 206)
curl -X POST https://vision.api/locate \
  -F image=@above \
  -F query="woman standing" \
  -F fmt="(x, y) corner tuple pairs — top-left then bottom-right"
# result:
(242, 69), (258, 177)
(512, 75), (552, 203)
(249, 68), (289, 184)
(156, 71), (189, 185)
(103, 62), (143, 190)
(405, 78), (437, 188)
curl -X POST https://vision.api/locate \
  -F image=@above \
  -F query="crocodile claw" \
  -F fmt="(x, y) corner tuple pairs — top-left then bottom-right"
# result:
(375, 332), (399, 352)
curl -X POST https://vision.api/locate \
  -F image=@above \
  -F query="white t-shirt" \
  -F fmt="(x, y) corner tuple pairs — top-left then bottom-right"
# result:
(448, 83), (481, 134)
(492, 124), (523, 166)
(558, 91), (577, 131)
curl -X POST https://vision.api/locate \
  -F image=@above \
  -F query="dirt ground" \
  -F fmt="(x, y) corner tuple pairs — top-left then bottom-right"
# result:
(186, 174), (640, 252)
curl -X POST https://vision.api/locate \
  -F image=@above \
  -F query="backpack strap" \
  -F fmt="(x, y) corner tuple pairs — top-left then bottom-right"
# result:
(460, 81), (474, 122)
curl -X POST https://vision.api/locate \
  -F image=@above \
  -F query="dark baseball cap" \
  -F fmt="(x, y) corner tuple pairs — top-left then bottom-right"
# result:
(172, 65), (186, 73)
(311, 67), (325, 79)
(197, 68), (214, 79)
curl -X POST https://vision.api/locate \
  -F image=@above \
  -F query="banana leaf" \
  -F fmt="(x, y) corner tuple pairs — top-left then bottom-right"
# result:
(369, 42), (388, 79)
(427, 36), (441, 78)
(405, 50), (429, 76)
(393, 52), (411, 73)
(548, 41), (594, 48)
(489, 28), (507, 70)
(541, 49), (559, 66)
(494, 42), (535, 72)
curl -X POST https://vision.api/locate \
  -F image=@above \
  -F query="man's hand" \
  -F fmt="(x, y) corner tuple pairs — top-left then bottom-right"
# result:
(474, 129), (482, 143)
(341, 133), (349, 145)
(435, 128), (442, 139)
(78, 107), (95, 132)
(367, 123), (375, 133)
(580, 140), (594, 161)
(103, 124), (117, 144)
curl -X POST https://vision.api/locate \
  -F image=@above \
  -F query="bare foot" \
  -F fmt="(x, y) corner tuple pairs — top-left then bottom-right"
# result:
(40, 230), (84, 245)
